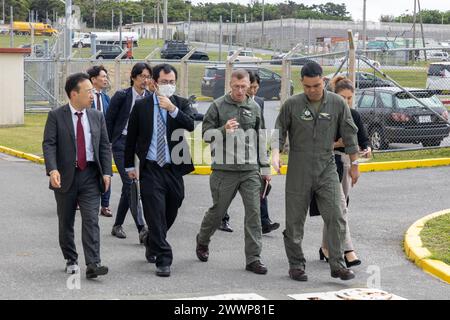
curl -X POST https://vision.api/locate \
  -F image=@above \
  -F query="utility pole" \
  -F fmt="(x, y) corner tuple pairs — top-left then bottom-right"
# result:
(244, 13), (247, 50)
(163, 0), (168, 41)
(188, 8), (191, 45)
(412, 0), (417, 49)
(2, 0), (5, 25)
(280, 16), (283, 54)
(119, 10), (122, 48)
(93, 0), (96, 29)
(230, 8), (233, 48)
(157, 0), (160, 40)
(308, 18), (311, 54)
(9, 6), (13, 48)
(261, 0), (265, 47)
(362, 0), (367, 51)
(65, 0), (72, 59)
(219, 15), (223, 61)
(417, 0), (427, 60)
(141, 8), (144, 39)
(111, 9), (114, 31)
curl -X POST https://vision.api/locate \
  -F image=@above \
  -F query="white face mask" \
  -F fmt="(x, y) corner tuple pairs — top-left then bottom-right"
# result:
(158, 84), (176, 97)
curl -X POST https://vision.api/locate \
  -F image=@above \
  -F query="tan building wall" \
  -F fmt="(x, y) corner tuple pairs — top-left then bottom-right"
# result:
(0, 49), (29, 127)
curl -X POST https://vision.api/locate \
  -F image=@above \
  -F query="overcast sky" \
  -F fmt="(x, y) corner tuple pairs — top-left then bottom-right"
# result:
(189, 0), (450, 22)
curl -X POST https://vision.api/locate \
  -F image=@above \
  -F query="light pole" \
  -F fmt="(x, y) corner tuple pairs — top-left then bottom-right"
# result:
(230, 9), (233, 49)
(362, 0), (367, 51)
(93, 0), (96, 29)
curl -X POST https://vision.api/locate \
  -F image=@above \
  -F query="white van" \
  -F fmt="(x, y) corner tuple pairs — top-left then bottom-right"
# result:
(427, 51), (449, 62)
(427, 62), (450, 91)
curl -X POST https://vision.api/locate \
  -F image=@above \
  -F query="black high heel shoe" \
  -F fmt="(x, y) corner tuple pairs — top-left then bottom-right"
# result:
(344, 250), (361, 268)
(319, 248), (329, 262)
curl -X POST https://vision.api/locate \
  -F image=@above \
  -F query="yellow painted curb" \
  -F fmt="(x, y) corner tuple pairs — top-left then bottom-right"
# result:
(2, 145), (450, 176)
(404, 209), (450, 284)
(196, 96), (214, 102)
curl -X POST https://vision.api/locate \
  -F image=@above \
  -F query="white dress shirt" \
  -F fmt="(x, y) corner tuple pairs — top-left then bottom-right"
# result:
(69, 103), (94, 162)
(93, 89), (103, 112)
(122, 87), (146, 136)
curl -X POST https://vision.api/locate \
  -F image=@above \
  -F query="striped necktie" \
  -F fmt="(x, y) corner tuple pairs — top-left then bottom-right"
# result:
(156, 108), (166, 167)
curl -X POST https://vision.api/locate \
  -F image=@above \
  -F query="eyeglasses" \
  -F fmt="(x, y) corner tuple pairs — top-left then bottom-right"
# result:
(158, 80), (176, 85)
(137, 74), (152, 80)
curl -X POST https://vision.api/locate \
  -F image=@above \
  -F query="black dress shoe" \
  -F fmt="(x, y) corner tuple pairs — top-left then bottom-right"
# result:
(344, 251), (361, 268)
(331, 268), (355, 281)
(319, 247), (329, 262)
(218, 221), (233, 232)
(156, 266), (170, 277)
(262, 222), (280, 234)
(289, 268), (308, 281)
(245, 260), (268, 275)
(86, 263), (109, 279)
(196, 234), (209, 262)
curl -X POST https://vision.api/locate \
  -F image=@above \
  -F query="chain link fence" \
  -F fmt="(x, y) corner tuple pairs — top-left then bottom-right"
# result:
(24, 46), (450, 151)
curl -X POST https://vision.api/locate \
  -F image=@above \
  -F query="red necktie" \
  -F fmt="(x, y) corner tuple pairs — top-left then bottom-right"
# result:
(96, 93), (101, 111)
(75, 112), (87, 170)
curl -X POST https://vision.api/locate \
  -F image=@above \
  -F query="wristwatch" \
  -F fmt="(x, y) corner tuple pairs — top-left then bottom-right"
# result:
(351, 160), (359, 166)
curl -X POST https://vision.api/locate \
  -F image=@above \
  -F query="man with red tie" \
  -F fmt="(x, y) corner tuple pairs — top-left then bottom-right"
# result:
(43, 73), (112, 279)
(87, 65), (113, 218)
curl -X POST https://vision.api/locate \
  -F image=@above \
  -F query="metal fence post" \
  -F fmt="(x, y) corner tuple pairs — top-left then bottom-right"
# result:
(280, 43), (301, 104)
(179, 48), (197, 97)
(347, 30), (356, 92)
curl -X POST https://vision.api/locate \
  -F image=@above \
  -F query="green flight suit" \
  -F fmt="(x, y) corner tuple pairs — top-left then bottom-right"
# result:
(273, 89), (358, 272)
(198, 93), (271, 265)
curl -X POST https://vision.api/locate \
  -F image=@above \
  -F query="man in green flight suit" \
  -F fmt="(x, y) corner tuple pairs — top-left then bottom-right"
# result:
(272, 61), (360, 281)
(195, 69), (272, 275)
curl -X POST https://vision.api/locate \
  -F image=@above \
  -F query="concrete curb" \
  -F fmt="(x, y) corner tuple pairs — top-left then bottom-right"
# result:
(404, 209), (450, 284)
(1, 145), (450, 175)
(196, 96), (214, 102)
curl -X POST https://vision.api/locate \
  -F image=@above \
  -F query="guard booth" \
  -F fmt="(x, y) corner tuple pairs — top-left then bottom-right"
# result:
(0, 48), (31, 127)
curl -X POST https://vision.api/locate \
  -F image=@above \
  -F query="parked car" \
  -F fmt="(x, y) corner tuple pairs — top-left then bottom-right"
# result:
(426, 51), (449, 62)
(334, 56), (381, 68)
(201, 65), (294, 100)
(95, 44), (132, 60)
(20, 44), (45, 57)
(270, 53), (314, 65)
(426, 62), (450, 91)
(355, 87), (450, 149)
(227, 50), (262, 63)
(324, 72), (393, 89)
(160, 40), (209, 60)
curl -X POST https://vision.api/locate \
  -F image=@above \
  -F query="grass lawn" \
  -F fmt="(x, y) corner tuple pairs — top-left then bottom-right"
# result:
(2, 114), (450, 164)
(420, 213), (450, 265)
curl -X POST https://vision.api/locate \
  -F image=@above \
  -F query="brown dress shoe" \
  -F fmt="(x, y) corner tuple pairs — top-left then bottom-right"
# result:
(331, 268), (355, 281)
(289, 268), (308, 281)
(100, 207), (113, 217)
(196, 234), (209, 262)
(245, 260), (268, 275)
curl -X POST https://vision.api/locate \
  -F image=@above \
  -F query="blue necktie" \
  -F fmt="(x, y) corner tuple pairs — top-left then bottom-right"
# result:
(156, 109), (166, 167)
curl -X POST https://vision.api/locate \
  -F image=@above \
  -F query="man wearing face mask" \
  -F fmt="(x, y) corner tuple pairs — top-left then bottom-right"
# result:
(105, 63), (151, 243)
(124, 63), (195, 277)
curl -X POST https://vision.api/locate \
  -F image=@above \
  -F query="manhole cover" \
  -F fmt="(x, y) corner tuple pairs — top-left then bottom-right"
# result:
(335, 288), (393, 300)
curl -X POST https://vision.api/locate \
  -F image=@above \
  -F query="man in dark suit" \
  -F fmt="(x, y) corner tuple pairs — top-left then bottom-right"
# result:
(42, 73), (112, 279)
(105, 63), (151, 242)
(219, 71), (280, 234)
(125, 63), (195, 277)
(87, 65), (113, 218)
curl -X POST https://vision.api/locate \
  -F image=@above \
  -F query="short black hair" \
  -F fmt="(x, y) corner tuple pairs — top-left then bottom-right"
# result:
(152, 63), (178, 82)
(65, 73), (90, 98)
(86, 65), (107, 81)
(130, 62), (152, 86)
(248, 71), (260, 85)
(301, 61), (323, 79)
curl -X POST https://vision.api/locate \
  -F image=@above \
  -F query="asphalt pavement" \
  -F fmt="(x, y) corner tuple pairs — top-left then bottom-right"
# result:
(0, 152), (449, 300)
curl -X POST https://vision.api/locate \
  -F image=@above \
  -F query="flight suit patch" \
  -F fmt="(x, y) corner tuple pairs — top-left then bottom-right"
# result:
(300, 108), (314, 121)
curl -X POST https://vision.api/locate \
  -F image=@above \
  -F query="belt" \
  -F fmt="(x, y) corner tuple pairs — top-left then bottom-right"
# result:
(145, 160), (172, 169)
(76, 161), (96, 170)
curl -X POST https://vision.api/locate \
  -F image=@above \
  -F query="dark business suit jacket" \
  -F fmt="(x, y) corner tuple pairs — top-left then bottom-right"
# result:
(105, 87), (150, 145)
(42, 104), (113, 193)
(254, 96), (264, 115)
(124, 94), (195, 177)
